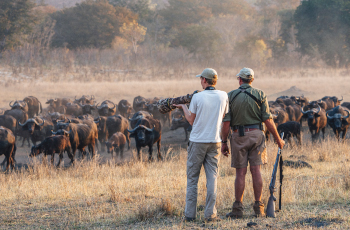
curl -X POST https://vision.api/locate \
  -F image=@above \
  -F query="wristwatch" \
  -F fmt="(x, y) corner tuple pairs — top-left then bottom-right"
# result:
(221, 140), (227, 144)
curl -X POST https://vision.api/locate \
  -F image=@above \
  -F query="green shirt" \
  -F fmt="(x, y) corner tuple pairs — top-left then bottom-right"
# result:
(222, 83), (272, 126)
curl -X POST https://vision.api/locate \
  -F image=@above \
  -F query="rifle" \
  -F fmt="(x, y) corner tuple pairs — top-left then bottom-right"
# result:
(266, 132), (284, 218)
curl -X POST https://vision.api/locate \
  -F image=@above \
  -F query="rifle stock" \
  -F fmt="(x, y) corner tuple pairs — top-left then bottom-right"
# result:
(266, 132), (284, 218)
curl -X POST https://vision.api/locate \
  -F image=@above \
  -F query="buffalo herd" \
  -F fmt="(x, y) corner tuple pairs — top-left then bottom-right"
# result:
(0, 94), (349, 171)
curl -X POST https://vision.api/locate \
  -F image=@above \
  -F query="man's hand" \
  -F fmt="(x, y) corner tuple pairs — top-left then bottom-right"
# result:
(276, 138), (285, 149)
(221, 143), (230, 157)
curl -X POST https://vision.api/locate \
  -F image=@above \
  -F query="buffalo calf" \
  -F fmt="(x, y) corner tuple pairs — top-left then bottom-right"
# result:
(105, 132), (126, 159)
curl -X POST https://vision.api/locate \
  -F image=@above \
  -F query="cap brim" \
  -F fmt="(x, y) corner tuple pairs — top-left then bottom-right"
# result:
(196, 74), (202, 78)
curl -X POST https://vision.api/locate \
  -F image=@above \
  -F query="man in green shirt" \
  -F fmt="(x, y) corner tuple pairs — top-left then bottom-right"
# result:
(221, 67), (285, 218)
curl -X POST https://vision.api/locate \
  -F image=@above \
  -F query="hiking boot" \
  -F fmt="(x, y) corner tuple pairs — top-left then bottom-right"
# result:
(253, 201), (265, 217)
(205, 216), (222, 223)
(226, 201), (243, 219)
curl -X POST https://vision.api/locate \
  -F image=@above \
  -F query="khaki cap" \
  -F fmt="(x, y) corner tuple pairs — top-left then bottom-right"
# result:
(237, 67), (254, 79)
(196, 68), (218, 80)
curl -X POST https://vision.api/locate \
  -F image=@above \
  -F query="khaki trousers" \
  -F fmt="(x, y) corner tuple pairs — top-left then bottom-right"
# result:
(185, 142), (221, 219)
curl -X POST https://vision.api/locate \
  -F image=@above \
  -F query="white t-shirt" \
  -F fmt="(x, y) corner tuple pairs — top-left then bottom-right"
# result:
(189, 90), (229, 143)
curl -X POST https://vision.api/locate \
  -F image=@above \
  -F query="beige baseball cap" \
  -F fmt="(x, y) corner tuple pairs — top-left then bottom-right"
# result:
(237, 67), (254, 79)
(196, 68), (218, 80)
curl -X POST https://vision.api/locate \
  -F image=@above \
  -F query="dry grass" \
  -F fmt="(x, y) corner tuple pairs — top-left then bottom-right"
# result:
(0, 138), (350, 229)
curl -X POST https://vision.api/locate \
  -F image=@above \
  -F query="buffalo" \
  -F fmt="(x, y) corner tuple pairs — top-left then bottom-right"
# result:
(118, 100), (132, 118)
(94, 116), (108, 152)
(129, 111), (153, 129)
(97, 100), (116, 116)
(30, 134), (72, 166)
(277, 121), (301, 146)
(170, 109), (191, 141)
(127, 117), (162, 161)
(0, 126), (16, 171)
(106, 115), (130, 149)
(133, 96), (149, 112)
(105, 132), (127, 159)
(301, 105), (327, 141)
(23, 96), (42, 118)
(66, 103), (83, 117)
(74, 95), (95, 105)
(19, 117), (54, 145)
(53, 123), (97, 161)
(46, 98), (71, 113)
(326, 106), (350, 140)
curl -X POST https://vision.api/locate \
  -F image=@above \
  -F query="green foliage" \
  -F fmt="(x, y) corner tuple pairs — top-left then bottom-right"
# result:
(173, 24), (220, 59)
(51, 0), (137, 49)
(109, 0), (154, 25)
(294, 0), (350, 67)
(0, 0), (36, 51)
(160, 0), (212, 29)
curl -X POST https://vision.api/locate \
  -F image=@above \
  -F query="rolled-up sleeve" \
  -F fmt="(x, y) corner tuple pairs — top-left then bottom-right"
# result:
(261, 94), (273, 121)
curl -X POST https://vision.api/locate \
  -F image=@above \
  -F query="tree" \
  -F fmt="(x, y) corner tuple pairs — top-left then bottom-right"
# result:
(160, 0), (212, 29)
(51, 0), (137, 49)
(0, 0), (36, 51)
(109, 0), (154, 25)
(173, 24), (221, 61)
(294, 0), (350, 67)
(120, 20), (147, 65)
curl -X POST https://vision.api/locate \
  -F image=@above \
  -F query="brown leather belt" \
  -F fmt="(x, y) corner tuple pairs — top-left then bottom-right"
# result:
(232, 128), (258, 133)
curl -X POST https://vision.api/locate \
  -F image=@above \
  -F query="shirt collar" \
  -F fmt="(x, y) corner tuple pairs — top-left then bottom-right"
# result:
(239, 83), (252, 89)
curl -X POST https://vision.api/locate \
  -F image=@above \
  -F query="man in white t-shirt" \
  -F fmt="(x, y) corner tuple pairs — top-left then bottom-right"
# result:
(174, 68), (228, 222)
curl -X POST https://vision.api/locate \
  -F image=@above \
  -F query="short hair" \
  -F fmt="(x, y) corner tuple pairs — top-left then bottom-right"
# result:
(240, 77), (253, 84)
(203, 76), (217, 86)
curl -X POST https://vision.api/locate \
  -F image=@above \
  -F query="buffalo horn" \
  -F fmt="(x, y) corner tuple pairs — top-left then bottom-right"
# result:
(9, 101), (14, 108)
(18, 119), (31, 126)
(315, 105), (321, 114)
(326, 111), (334, 120)
(51, 130), (58, 135)
(342, 110), (350, 119)
(339, 96), (343, 102)
(301, 106), (309, 114)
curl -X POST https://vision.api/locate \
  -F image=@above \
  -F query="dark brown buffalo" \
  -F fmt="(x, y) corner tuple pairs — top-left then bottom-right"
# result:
(133, 96), (149, 112)
(0, 115), (17, 134)
(322, 96), (343, 107)
(74, 95), (95, 105)
(0, 126), (16, 171)
(127, 117), (162, 161)
(286, 104), (303, 125)
(4, 109), (30, 146)
(9, 100), (28, 113)
(271, 108), (289, 127)
(97, 100), (116, 116)
(106, 115), (130, 149)
(52, 123), (96, 161)
(277, 121), (301, 146)
(292, 96), (309, 107)
(118, 100), (132, 118)
(94, 116), (108, 152)
(23, 96), (42, 118)
(46, 98), (71, 113)
(66, 103), (83, 117)
(30, 134), (72, 166)
(326, 106), (350, 140)
(341, 102), (350, 110)
(19, 117), (54, 145)
(301, 105), (327, 141)
(105, 132), (126, 159)
(170, 109), (191, 141)
(129, 111), (153, 129)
